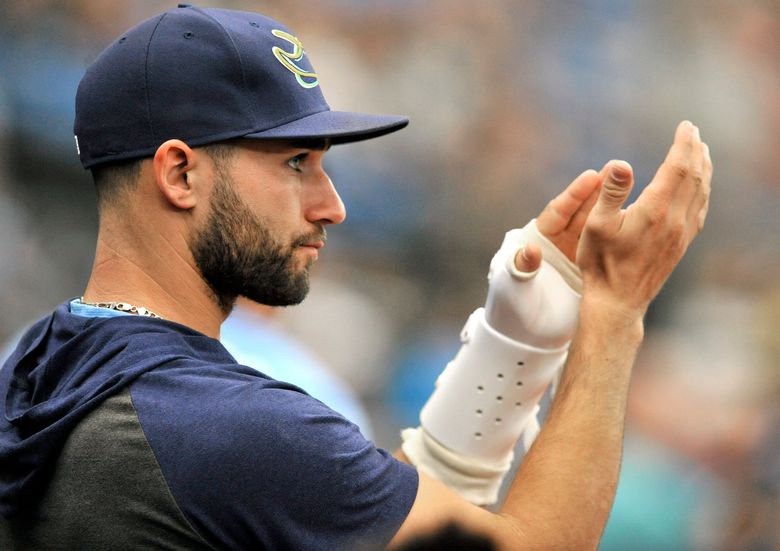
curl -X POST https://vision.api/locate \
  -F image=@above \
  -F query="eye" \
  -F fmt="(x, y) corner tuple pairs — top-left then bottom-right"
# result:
(287, 153), (308, 173)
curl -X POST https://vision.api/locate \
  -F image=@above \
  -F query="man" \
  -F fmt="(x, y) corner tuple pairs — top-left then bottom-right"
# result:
(0, 5), (711, 550)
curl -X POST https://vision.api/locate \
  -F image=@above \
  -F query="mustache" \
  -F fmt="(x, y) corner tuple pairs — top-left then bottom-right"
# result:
(291, 226), (327, 248)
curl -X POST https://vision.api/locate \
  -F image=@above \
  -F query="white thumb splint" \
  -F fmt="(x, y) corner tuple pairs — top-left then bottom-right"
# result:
(485, 219), (582, 348)
(404, 220), (582, 504)
(420, 308), (568, 463)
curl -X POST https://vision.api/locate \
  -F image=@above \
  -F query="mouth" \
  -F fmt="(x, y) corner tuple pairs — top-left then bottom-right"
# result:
(294, 229), (326, 250)
(295, 240), (324, 263)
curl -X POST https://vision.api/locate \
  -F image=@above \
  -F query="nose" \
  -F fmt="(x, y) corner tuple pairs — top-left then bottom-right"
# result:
(305, 169), (346, 226)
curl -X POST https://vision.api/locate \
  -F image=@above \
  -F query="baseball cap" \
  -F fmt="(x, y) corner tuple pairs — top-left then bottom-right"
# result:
(74, 4), (409, 168)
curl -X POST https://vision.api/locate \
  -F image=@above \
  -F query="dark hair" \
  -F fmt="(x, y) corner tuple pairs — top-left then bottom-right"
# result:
(89, 142), (237, 210)
(91, 157), (143, 209)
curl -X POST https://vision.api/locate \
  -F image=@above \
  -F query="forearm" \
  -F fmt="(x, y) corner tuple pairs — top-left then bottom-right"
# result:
(399, 220), (583, 506)
(497, 298), (643, 550)
(391, 122), (710, 550)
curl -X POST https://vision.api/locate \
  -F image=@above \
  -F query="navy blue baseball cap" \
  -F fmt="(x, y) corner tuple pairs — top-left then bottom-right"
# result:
(74, 4), (409, 168)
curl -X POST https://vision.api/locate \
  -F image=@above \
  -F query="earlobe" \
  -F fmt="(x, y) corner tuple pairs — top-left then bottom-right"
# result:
(152, 139), (198, 210)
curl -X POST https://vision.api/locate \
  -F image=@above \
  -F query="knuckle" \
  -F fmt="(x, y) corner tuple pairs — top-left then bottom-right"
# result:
(646, 205), (668, 228)
(584, 219), (604, 236)
(601, 185), (626, 204)
(667, 220), (685, 242)
(669, 159), (689, 180)
(585, 218), (611, 240)
(691, 169), (704, 187)
(665, 228), (687, 257)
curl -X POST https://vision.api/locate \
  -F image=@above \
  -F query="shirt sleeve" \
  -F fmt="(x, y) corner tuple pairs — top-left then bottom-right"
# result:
(131, 363), (418, 550)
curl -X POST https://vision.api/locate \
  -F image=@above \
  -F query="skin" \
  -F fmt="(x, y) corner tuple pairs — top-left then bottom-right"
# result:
(83, 121), (711, 550)
(83, 138), (344, 338)
(390, 120), (712, 550)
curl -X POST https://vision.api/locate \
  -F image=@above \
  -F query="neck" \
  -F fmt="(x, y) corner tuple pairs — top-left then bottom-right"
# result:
(83, 225), (226, 339)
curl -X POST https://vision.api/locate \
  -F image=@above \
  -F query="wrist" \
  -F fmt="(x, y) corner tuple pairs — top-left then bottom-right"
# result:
(578, 293), (645, 346)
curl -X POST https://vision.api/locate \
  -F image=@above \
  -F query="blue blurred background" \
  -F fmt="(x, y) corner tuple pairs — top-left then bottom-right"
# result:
(1, 1), (779, 549)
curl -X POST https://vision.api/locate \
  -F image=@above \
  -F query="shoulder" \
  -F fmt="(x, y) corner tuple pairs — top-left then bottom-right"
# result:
(130, 365), (418, 550)
(132, 362), (373, 469)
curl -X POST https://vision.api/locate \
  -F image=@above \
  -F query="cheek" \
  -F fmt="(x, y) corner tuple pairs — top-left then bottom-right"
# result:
(251, 188), (304, 228)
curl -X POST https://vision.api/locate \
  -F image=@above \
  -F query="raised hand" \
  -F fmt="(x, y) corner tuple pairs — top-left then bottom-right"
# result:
(576, 121), (712, 320)
(514, 169), (601, 273)
(485, 171), (601, 346)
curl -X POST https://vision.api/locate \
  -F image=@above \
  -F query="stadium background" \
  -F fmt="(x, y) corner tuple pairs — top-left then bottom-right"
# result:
(1, 1), (779, 549)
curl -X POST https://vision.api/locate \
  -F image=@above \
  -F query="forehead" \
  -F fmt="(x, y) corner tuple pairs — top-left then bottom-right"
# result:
(231, 138), (331, 154)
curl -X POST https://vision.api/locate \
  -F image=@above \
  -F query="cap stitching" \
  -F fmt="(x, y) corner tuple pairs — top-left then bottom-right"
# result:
(143, 13), (169, 145)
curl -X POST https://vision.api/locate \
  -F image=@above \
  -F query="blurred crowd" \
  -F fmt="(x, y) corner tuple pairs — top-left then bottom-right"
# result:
(2, 1), (779, 549)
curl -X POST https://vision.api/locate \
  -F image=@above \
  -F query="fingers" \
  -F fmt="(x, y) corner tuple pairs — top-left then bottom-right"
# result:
(514, 243), (542, 274)
(668, 120), (695, 163)
(565, 177), (601, 234)
(648, 120), (695, 200)
(589, 160), (634, 220)
(686, 139), (712, 234)
(537, 169), (601, 236)
(645, 120), (712, 238)
(673, 124), (705, 209)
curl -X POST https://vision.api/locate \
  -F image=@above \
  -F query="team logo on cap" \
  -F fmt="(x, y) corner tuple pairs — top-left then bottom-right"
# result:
(271, 29), (319, 89)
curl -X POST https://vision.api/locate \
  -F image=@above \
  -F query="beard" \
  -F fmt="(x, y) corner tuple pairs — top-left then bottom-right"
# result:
(190, 170), (323, 313)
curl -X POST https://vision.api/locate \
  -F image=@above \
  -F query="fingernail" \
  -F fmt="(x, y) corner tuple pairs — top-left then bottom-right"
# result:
(521, 247), (531, 262)
(609, 161), (631, 182)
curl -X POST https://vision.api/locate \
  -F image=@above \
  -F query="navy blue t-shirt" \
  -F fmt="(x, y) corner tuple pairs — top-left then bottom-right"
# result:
(0, 301), (418, 549)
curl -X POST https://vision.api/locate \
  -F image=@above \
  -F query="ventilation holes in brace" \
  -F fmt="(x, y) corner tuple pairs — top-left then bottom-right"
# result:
(183, 31), (194, 39)
(517, 361), (524, 366)
(515, 401), (522, 408)
(496, 396), (503, 402)
(249, 21), (260, 27)
(516, 380), (523, 387)
(476, 385), (484, 393)
(495, 417), (502, 425)
(497, 373), (504, 379)
(474, 432), (482, 439)
(118, 37), (127, 43)
(476, 409), (483, 416)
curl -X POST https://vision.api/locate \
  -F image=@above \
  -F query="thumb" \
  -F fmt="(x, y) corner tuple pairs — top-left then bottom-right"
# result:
(513, 243), (542, 274)
(593, 160), (634, 215)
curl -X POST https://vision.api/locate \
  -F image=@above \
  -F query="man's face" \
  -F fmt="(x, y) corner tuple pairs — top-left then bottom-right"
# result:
(190, 140), (344, 312)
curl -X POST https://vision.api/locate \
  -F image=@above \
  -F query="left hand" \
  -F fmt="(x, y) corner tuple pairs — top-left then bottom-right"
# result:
(514, 169), (602, 272)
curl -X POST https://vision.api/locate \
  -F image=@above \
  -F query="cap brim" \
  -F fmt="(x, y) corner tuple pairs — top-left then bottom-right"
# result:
(241, 110), (409, 144)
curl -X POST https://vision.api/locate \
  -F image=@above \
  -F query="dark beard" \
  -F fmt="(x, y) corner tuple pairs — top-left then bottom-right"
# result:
(190, 173), (320, 313)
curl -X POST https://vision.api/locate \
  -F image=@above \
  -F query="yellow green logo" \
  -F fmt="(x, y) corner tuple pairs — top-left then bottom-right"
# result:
(271, 29), (319, 89)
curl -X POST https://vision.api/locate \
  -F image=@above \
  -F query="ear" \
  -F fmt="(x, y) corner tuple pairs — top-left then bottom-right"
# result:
(152, 139), (201, 210)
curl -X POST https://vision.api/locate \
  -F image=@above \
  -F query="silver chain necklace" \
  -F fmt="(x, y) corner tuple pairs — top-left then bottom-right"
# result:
(79, 297), (164, 319)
